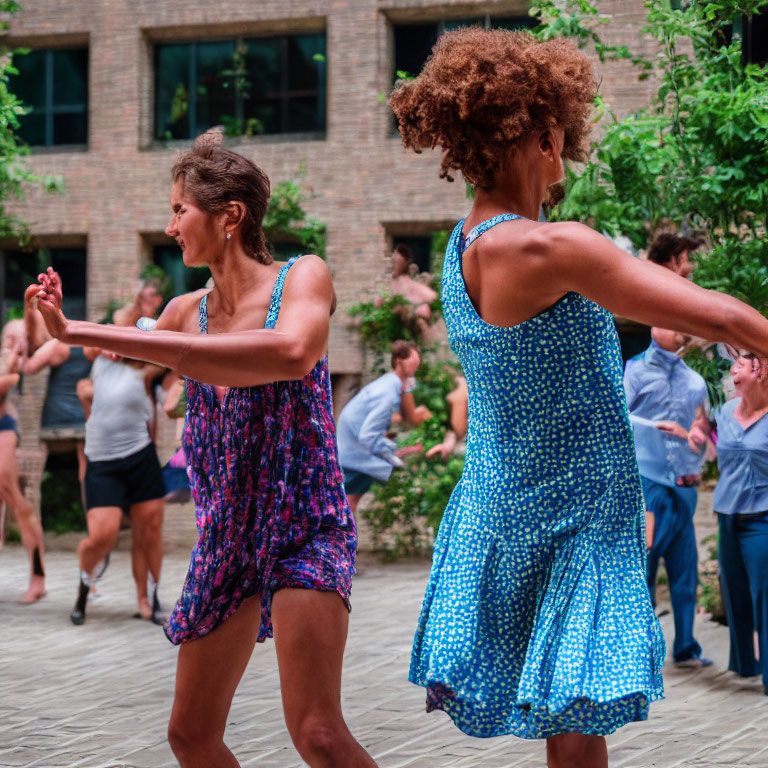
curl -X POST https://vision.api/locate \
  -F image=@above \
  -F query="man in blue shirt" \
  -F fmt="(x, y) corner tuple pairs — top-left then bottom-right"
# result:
(624, 229), (713, 667)
(337, 340), (428, 513)
(625, 327), (710, 668)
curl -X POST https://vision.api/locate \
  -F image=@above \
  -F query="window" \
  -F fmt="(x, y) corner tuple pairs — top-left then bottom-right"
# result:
(153, 244), (211, 297)
(10, 48), (88, 147)
(739, 12), (768, 65)
(393, 15), (536, 80)
(155, 33), (326, 140)
(1, 248), (86, 326)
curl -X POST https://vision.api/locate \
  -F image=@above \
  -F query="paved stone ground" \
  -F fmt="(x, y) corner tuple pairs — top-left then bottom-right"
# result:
(2, 505), (767, 767)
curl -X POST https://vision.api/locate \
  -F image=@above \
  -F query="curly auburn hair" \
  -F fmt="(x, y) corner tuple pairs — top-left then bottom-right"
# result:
(389, 28), (597, 189)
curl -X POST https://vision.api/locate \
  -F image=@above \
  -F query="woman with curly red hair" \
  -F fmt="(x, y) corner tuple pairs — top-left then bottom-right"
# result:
(391, 27), (768, 766)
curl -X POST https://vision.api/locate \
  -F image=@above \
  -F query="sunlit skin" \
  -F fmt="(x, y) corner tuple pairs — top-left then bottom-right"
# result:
(0, 321), (46, 602)
(30, 174), (375, 768)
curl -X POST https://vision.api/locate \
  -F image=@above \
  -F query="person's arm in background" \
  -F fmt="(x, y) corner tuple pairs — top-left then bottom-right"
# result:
(356, 390), (404, 466)
(400, 390), (432, 426)
(162, 374), (186, 418)
(24, 284), (50, 354)
(22, 338), (70, 374)
(426, 378), (468, 460)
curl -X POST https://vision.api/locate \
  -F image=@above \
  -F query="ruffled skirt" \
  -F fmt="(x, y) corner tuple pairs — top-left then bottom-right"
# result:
(409, 477), (665, 739)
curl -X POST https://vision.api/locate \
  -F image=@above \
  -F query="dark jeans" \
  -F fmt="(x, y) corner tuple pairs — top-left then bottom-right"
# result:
(718, 512), (768, 691)
(643, 477), (702, 662)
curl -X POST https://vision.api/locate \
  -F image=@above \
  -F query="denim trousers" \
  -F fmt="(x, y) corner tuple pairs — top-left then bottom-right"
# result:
(642, 476), (701, 662)
(718, 511), (768, 691)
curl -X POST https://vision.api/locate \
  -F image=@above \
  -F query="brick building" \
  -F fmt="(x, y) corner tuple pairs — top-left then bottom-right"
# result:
(1, 0), (658, 529)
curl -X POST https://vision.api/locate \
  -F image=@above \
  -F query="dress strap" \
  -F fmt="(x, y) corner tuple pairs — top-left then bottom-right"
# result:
(265, 256), (302, 329)
(197, 256), (301, 334)
(460, 213), (525, 254)
(198, 293), (209, 334)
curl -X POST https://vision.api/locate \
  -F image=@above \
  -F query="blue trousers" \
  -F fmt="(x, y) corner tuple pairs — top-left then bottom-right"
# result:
(718, 512), (768, 691)
(642, 477), (702, 662)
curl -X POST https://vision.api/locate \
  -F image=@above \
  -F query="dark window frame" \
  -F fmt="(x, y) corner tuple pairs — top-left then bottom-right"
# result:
(1, 246), (87, 328)
(12, 47), (89, 148)
(740, 12), (768, 66)
(154, 32), (327, 141)
(392, 13), (537, 80)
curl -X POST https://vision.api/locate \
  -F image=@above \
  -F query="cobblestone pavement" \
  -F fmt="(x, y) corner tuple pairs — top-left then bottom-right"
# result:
(2, 522), (767, 768)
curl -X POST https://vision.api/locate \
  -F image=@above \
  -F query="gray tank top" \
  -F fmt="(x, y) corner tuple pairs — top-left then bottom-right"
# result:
(84, 356), (154, 461)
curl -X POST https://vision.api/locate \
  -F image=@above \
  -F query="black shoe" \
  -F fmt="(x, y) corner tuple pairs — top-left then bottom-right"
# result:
(150, 584), (165, 626)
(70, 579), (89, 625)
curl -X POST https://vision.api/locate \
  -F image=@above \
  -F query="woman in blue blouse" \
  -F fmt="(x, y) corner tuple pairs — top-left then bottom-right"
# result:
(714, 351), (768, 694)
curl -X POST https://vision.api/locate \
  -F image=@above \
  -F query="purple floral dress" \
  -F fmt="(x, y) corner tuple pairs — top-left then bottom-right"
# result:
(165, 257), (356, 645)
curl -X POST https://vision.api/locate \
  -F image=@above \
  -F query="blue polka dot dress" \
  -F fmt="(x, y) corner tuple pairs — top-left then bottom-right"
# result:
(409, 215), (665, 739)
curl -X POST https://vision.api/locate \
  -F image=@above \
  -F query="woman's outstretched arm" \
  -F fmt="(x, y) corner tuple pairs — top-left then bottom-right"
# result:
(31, 258), (333, 388)
(546, 223), (768, 356)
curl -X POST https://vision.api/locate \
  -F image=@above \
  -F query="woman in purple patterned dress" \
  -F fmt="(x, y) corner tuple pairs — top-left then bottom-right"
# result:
(31, 131), (377, 768)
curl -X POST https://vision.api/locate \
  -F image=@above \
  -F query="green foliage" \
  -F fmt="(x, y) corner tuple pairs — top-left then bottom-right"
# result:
(550, 0), (768, 295)
(348, 294), (427, 373)
(139, 263), (174, 302)
(529, 0), (653, 69)
(263, 170), (327, 259)
(40, 462), (86, 534)
(220, 115), (264, 138)
(348, 232), (461, 558)
(0, 3), (63, 243)
(684, 346), (733, 409)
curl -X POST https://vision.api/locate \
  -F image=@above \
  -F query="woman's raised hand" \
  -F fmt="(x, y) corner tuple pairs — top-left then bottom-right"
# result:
(32, 267), (69, 341)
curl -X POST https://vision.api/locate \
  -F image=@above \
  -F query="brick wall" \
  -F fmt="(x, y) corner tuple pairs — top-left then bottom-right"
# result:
(2, 0), (657, 526)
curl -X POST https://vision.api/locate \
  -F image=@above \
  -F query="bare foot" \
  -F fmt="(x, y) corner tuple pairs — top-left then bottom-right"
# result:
(20, 576), (47, 603)
(136, 595), (152, 620)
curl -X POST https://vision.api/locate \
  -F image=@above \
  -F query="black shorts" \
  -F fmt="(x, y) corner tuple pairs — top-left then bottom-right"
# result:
(342, 468), (378, 496)
(84, 443), (165, 512)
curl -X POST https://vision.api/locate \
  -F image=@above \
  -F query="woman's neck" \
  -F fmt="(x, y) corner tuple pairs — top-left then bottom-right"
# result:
(207, 251), (275, 315)
(737, 386), (768, 418)
(470, 180), (543, 223)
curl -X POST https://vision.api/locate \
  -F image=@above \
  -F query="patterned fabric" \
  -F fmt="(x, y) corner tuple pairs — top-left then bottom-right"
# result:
(165, 256), (357, 645)
(409, 215), (665, 739)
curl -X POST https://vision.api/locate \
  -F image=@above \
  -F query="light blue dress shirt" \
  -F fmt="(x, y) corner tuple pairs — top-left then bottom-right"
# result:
(713, 398), (768, 515)
(624, 342), (708, 488)
(336, 372), (403, 481)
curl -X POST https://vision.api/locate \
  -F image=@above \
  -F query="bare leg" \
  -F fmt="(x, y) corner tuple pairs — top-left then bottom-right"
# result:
(168, 596), (262, 767)
(0, 431), (46, 602)
(131, 535), (150, 618)
(346, 494), (362, 515)
(79, 507), (122, 575)
(547, 733), (608, 768)
(75, 441), (87, 485)
(272, 589), (376, 768)
(130, 498), (164, 618)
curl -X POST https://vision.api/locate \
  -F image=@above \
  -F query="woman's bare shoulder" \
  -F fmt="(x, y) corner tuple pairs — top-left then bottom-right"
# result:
(155, 289), (211, 332)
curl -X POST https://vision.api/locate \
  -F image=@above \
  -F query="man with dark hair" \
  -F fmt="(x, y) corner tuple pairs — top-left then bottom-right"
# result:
(647, 232), (702, 278)
(625, 231), (711, 668)
(337, 340), (429, 513)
